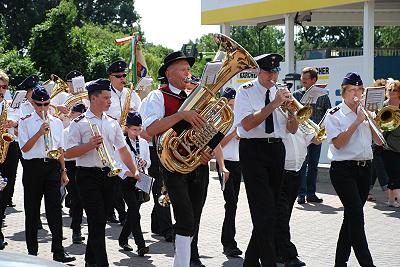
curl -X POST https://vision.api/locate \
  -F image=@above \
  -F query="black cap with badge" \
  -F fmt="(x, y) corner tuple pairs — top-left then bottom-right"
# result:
(17, 75), (40, 91)
(65, 70), (83, 82)
(126, 111), (142, 126)
(107, 60), (127, 74)
(341, 72), (363, 86)
(255, 53), (283, 72)
(86, 79), (111, 94)
(31, 84), (50, 102)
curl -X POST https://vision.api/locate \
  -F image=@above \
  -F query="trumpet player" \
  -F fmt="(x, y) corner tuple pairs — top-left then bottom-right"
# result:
(294, 67), (331, 204)
(234, 53), (298, 267)
(325, 72), (383, 267)
(18, 85), (75, 263)
(66, 78), (140, 267)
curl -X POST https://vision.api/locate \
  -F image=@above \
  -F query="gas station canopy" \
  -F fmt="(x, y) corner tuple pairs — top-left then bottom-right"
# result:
(201, 0), (400, 26)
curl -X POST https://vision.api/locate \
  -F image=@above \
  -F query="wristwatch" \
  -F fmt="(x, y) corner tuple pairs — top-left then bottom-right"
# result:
(60, 167), (67, 173)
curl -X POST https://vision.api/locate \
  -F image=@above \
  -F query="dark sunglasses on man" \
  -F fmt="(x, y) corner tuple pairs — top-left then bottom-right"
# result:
(112, 74), (127, 78)
(0, 85), (8, 89)
(33, 101), (50, 107)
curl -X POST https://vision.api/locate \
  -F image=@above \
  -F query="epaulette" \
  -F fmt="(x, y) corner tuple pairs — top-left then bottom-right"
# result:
(329, 106), (340, 115)
(73, 114), (85, 123)
(242, 82), (254, 89)
(20, 113), (32, 120)
(107, 114), (117, 120)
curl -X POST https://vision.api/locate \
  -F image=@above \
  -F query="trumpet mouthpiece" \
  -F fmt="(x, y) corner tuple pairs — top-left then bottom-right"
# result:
(353, 97), (359, 102)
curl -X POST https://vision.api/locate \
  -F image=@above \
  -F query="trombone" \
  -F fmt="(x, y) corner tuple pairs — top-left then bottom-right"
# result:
(41, 111), (61, 159)
(87, 119), (122, 177)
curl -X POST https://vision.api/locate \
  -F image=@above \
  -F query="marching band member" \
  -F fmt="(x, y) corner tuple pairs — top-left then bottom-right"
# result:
(234, 53), (298, 267)
(18, 85), (75, 263)
(326, 72), (381, 267)
(275, 129), (317, 267)
(214, 87), (243, 257)
(66, 78), (139, 267)
(117, 111), (150, 256)
(63, 103), (87, 244)
(381, 80), (400, 208)
(141, 51), (212, 267)
(18, 75), (39, 117)
(106, 60), (141, 224)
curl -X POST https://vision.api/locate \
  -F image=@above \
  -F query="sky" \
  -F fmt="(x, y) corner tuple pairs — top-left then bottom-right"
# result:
(135, 0), (220, 50)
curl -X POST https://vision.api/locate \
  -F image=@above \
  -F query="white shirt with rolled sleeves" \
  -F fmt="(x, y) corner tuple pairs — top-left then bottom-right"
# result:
(107, 86), (142, 122)
(283, 130), (314, 172)
(140, 84), (182, 131)
(116, 137), (151, 179)
(19, 100), (34, 118)
(234, 79), (288, 139)
(222, 124), (240, 162)
(18, 112), (64, 160)
(63, 126), (76, 162)
(67, 110), (126, 168)
(326, 102), (373, 161)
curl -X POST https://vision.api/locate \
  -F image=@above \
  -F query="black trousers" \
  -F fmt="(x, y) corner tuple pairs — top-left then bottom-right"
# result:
(240, 139), (285, 267)
(216, 160), (241, 249)
(163, 164), (209, 237)
(65, 160), (83, 231)
(275, 170), (301, 260)
(77, 167), (114, 267)
(22, 158), (63, 255)
(330, 161), (375, 267)
(119, 177), (145, 249)
(107, 176), (126, 221)
(0, 141), (19, 216)
(149, 146), (173, 236)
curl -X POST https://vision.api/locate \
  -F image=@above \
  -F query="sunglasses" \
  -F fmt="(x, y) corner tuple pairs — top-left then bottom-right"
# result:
(0, 85), (8, 89)
(388, 88), (399, 92)
(112, 74), (127, 78)
(33, 102), (50, 107)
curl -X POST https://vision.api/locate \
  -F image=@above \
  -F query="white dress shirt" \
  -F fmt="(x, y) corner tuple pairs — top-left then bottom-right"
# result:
(18, 111), (64, 160)
(1, 100), (18, 138)
(326, 102), (373, 161)
(283, 130), (314, 171)
(222, 124), (240, 162)
(19, 100), (34, 117)
(107, 86), (142, 121)
(140, 84), (182, 130)
(116, 136), (151, 179)
(51, 91), (71, 106)
(234, 79), (288, 139)
(67, 109), (126, 168)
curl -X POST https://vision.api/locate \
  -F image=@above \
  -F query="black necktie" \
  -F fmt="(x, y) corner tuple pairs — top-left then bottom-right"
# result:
(265, 90), (274, 133)
(179, 90), (187, 101)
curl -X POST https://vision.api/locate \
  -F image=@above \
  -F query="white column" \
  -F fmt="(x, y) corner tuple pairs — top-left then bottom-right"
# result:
(363, 0), (375, 85)
(284, 13), (295, 75)
(220, 23), (231, 37)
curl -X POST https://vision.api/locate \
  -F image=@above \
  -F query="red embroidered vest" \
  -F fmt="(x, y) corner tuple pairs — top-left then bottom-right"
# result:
(159, 85), (186, 117)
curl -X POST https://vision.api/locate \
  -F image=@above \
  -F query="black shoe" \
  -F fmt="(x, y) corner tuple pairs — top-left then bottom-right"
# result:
(190, 258), (206, 267)
(0, 240), (5, 250)
(137, 246), (149, 256)
(119, 218), (126, 226)
(223, 246), (242, 257)
(276, 256), (284, 264)
(72, 230), (85, 244)
(306, 195), (323, 203)
(164, 232), (173, 242)
(85, 262), (97, 267)
(284, 256), (306, 267)
(53, 252), (76, 263)
(7, 202), (15, 208)
(120, 243), (133, 251)
(107, 215), (119, 223)
(297, 196), (305, 204)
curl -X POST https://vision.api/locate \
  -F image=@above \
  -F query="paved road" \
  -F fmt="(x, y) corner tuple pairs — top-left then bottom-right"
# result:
(2, 164), (400, 266)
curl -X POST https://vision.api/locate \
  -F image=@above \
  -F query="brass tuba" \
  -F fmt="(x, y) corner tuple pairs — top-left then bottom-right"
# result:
(87, 119), (122, 177)
(44, 74), (69, 100)
(157, 34), (258, 174)
(0, 100), (14, 163)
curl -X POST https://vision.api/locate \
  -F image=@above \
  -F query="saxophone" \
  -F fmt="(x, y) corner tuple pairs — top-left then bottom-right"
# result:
(119, 83), (135, 127)
(0, 100), (15, 164)
(157, 34), (258, 174)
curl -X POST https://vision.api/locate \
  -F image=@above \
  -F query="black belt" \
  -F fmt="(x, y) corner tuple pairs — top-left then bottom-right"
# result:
(26, 158), (58, 163)
(285, 170), (298, 176)
(77, 166), (111, 172)
(336, 160), (371, 167)
(259, 137), (282, 144)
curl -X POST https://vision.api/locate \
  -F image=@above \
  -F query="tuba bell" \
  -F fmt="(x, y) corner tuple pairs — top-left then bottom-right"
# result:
(157, 33), (258, 174)
(375, 105), (400, 132)
(0, 100), (14, 164)
(43, 74), (69, 100)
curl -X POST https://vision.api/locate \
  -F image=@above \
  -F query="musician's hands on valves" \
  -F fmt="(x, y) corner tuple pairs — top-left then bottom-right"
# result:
(200, 150), (213, 165)
(3, 119), (17, 129)
(181, 110), (207, 129)
(56, 105), (69, 115)
(89, 134), (103, 149)
(272, 87), (292, 108)
(39, 122), (50, 135)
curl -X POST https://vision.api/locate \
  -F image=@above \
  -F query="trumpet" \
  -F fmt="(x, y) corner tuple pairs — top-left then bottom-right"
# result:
(87, 120), (122, 177)
(354, 96), (388, 147)
(41, 111), (61, 159)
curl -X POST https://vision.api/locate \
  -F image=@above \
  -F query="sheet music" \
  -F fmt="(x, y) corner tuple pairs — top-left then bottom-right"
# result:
(10, 91), (27, 109)
(72, 76), (85, 93)
(200, 61), (223, 86)
(365, 87), (385, 111)
(135, 172), (154, 194)
(300, 84), (328, 105)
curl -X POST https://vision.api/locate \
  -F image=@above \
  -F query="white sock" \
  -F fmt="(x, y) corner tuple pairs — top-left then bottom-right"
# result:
(174, 234), (191, 267)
